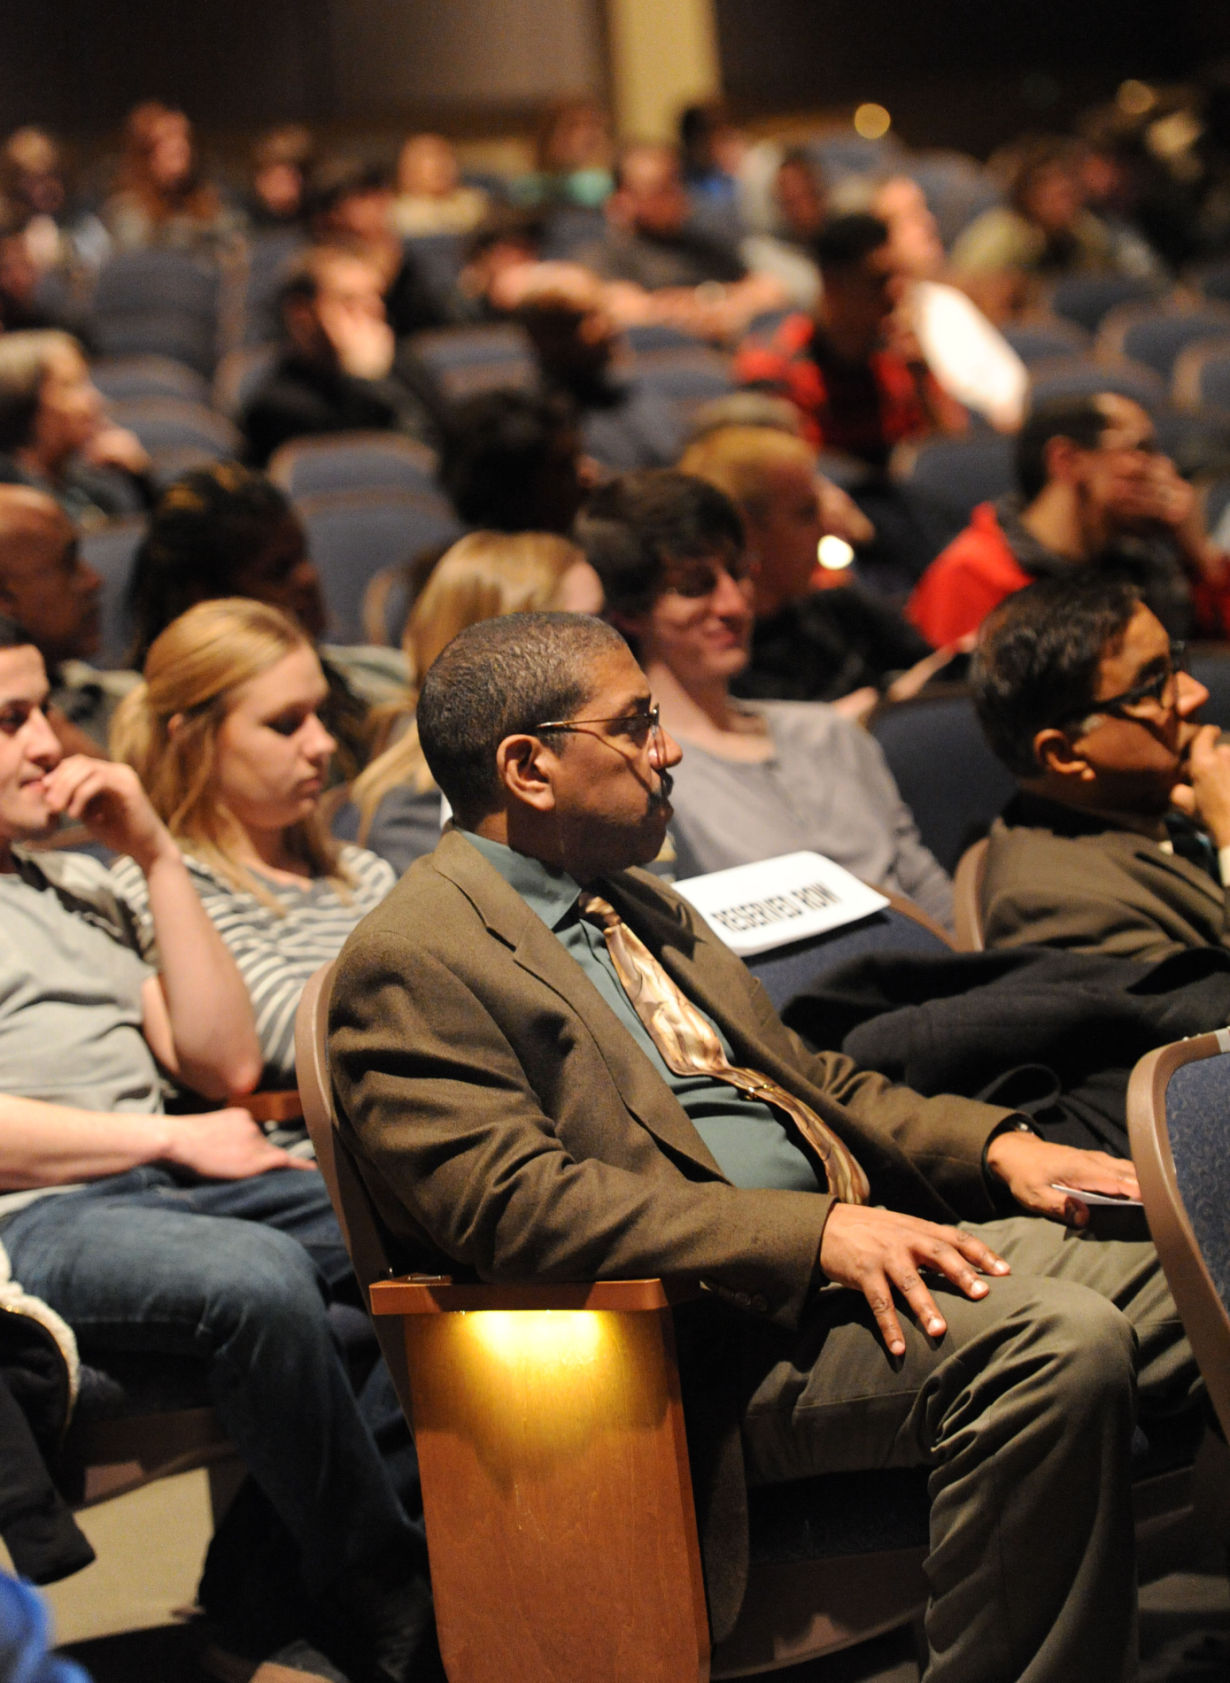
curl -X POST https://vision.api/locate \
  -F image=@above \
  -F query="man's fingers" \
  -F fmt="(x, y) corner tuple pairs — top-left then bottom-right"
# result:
(863, 1275), (908, 1357)
(893, 1268), (948, 1341)
(947, 1229), (1011, 1277)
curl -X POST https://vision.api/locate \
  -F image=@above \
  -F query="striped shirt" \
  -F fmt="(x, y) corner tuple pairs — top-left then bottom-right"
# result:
(111, 846), (395, 1087)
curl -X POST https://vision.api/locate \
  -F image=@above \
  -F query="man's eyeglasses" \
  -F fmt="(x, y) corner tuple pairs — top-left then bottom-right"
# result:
(1065, 640), (1187, 729)
(535, 702), (664, 753)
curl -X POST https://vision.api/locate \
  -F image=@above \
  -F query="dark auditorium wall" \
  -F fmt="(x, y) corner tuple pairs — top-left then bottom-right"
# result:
(714, 0), (1230, 152)
(7, 0), (1230, 154)
(0, 0), (604, 136)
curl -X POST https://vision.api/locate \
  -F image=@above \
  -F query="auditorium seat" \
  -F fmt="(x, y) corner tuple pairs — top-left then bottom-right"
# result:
(1026, 354), (1166, 411)
(1096, 300), (1230, 381)
(870, 691), (1016, 875)
(267, 432), (440, 499)
(1000, 317), (1091, 365)
(890, 433), (1016, 528)
(91, 355), (211, 406)
(1046, 272), (1165, 334)
(78, 516), (146, 669)
(294, 488), (463, 644)
(90, 248), (234, 377)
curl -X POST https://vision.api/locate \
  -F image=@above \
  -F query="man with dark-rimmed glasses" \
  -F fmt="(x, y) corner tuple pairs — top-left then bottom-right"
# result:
(973, 570), (1230, 958)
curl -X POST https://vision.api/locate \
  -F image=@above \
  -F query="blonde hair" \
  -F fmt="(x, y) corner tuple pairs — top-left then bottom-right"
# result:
(351, 531), (587, 832)
(678, 425), (816, 527)
(111, 598), (348, 909)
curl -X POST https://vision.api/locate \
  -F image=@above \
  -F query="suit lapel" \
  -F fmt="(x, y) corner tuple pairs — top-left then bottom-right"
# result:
(432, 835), (726, 1176)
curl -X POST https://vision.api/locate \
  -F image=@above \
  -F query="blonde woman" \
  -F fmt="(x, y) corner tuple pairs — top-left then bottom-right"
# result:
(337, 530), (602, 873)
(110, 597), (395, 1087)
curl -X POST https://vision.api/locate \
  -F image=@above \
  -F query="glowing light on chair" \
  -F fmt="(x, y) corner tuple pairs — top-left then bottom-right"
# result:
(463, 1308), (608, 1370)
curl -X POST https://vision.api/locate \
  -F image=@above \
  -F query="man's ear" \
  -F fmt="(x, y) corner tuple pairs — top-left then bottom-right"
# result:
(495, 732), (557, 813)
(1032, 724), (1094, 783)
(1043, 434), (1080, 486)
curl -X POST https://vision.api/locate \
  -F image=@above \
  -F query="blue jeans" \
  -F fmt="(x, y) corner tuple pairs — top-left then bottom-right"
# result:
(1, 1166), (421, 1598)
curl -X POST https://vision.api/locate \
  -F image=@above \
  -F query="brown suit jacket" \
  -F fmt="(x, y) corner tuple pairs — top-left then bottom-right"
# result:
(982, 805), (1230, 962)
(329, 830), (1014, 1633)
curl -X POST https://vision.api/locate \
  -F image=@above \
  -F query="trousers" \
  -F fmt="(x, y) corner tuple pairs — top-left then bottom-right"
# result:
(0, 1166), (422, 1601)
(739, 1215), (1202, 1683)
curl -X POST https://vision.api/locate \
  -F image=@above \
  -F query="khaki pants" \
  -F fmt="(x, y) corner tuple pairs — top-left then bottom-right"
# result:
(740, 1217), (1201, 1683)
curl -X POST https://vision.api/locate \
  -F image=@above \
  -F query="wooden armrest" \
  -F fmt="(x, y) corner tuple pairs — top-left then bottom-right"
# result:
(370, 1275), (696, 1315)
(243, 1088), (304, 1124)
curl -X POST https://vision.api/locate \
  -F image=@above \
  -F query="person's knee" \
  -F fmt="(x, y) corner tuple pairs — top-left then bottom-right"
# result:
(194, 1222), (329, 1342)
(1025, 1281), (1136, 1408)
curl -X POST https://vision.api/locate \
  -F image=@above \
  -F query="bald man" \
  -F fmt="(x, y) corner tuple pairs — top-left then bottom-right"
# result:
(0, 485), (113, 753)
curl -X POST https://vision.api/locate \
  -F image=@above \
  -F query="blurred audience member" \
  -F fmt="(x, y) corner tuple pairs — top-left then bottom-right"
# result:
(579, 143), (787, 339)
(908, 394), (1230, 647)
(111, 598), (395, 1087)
(736, 213), (965, 589)
(863, 174), (1027, 430)
(680, 426), (942, 710)
(340, 531), (601, 873)
(0, 331), (151, 523)
(245, 124), (315, 231)
(580, 469), (953, 922)
(0, 127), (105, 275)
(0, 219), (84, 338)
(1078, 105), (1188, 271)
(950, 137), (1137, 320)
(393, 134), (490, 236)
(309, 158), (449, 338)
(0, 486), (113, 754)
(440, 388), (590, 532)
(736, 213), (966, 467)
(127, 463), (387, 779)
(740, 148), (828, 311)
(240, 243), (441, 467)
(102, 101), (237, 252)
(517, 266), (684, 469)
(455, 207), (547, 319)
(517, 95), (614, 210)
(679, 101), (745, 210)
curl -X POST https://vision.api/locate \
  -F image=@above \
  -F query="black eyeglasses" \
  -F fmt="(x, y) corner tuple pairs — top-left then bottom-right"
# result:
(1065, 640), (1187, 728)
(535, 702), (665, 753)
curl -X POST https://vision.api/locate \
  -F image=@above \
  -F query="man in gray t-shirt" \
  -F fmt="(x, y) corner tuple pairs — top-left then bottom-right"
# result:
(0, 635), (439, 1679)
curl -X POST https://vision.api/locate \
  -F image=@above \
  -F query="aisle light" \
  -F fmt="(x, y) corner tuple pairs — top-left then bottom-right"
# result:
(853, 104), (891, 140)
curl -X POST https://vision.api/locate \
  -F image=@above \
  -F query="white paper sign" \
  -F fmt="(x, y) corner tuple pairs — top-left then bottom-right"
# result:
(673, 852), (889, 957)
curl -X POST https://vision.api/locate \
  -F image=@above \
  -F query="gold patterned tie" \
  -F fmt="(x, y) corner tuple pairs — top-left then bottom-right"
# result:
(578, 891), (869, 1204)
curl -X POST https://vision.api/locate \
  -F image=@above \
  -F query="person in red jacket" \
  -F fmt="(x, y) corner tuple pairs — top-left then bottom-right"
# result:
(907, 393), (1230, 646)
(735, 213), (966, 469)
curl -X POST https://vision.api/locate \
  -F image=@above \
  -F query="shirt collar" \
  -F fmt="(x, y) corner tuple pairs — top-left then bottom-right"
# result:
(463, 831), (583, 932)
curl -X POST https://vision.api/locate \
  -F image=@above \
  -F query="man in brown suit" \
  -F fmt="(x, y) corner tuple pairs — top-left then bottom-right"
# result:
(973, 572), (1230, 958)
(330, 609), (1199, 1683)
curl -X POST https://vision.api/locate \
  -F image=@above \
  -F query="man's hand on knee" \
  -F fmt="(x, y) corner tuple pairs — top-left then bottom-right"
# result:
(818, 1204), (1010, 1357)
